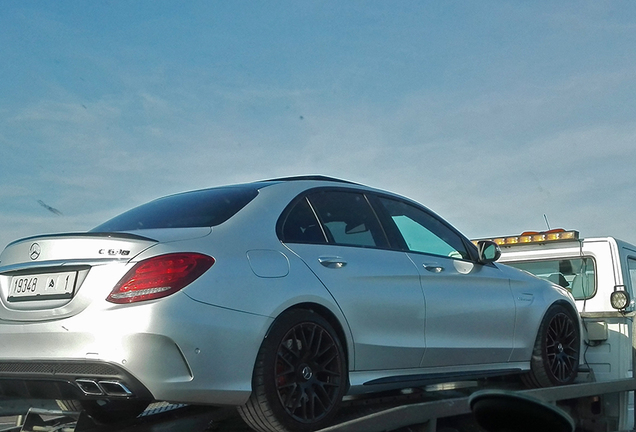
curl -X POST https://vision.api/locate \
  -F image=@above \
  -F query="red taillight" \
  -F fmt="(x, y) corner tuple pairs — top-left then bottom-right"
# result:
(107, 253), (214, 304)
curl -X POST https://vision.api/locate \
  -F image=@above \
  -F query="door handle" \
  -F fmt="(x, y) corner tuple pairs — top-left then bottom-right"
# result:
(423, 263), (444, 273)
(318, 256), (347, 269)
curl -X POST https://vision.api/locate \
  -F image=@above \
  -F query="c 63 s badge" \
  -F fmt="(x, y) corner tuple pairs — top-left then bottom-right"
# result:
(99, 249), (131, 257)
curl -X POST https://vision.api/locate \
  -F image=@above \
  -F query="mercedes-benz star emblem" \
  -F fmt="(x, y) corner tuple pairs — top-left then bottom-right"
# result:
(29, 243), (41, 260)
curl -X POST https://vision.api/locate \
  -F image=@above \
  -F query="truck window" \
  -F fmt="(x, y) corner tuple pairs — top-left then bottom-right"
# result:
(505, 257), (596, 300)
(627, 258), (636, 294)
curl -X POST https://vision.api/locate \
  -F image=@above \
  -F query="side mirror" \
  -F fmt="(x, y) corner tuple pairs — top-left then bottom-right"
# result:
(477, 240), (501, 264)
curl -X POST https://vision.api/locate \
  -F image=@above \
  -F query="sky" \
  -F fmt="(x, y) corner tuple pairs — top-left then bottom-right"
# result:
(2, 1), (636, 250)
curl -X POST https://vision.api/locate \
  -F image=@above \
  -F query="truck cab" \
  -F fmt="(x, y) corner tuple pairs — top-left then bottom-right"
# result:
(474, 230), (636, 430)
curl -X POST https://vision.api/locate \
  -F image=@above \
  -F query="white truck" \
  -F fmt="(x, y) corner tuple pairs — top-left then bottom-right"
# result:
(474, 229), (636, 431)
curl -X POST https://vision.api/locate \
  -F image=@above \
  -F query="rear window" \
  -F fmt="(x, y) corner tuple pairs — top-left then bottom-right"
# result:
(91, 187), (259, 232)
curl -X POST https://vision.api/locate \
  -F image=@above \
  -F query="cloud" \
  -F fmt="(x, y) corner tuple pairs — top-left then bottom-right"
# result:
(3, 1), (636, 252)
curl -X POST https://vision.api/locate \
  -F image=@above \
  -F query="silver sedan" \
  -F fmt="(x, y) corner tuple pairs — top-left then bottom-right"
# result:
(0, 176), (580, 432)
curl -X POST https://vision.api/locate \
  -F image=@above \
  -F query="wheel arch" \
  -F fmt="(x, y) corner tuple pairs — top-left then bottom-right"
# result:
(270, 302), (351, 382)
(549, 299), (581, 326)
(537, 299), (582, 350)
(288, 303), (349, 359)
(531, 298), (580, 341)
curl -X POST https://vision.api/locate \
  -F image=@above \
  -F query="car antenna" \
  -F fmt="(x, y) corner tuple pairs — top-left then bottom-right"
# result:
(543, 214), (551, 230)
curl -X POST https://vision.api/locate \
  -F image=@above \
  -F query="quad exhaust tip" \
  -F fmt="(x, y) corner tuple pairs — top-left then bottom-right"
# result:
(75, 379), (133, 397)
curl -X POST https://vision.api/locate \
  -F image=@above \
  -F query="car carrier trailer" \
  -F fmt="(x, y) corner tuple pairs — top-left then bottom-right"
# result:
(2, 369), (636, 432)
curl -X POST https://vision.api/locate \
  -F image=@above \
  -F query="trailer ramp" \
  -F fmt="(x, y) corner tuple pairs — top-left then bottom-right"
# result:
(2, 378), (635, 432)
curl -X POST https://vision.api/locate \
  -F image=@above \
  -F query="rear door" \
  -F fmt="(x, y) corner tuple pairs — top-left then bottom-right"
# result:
(373, 196), (516, 368)
(280, 189), (426, 371)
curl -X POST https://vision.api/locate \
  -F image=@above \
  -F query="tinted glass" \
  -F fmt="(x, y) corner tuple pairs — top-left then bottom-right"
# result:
(92, 187), (259, 232)
(628, 258), (636, 295)
(378, 197), (470, 259)
(280, 198), (327, 244)
(506, 257), (596, 300)
(308, 191), (389, 248)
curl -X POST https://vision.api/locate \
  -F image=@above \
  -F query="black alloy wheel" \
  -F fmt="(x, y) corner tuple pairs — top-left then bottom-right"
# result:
(545, 309), (579, 382)
(523, 304), (580, 388)
(275, 321), (342, 423)
(239, 309), (347, 432)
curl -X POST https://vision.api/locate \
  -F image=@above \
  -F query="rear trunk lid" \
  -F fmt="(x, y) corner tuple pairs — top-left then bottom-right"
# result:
(0, 232), (158, 321)
(0, 232), (157, 268)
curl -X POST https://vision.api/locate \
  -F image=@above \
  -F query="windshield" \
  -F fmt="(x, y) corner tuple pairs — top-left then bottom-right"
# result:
(91, 186), (259, 232)
(506, 257), (596, 300)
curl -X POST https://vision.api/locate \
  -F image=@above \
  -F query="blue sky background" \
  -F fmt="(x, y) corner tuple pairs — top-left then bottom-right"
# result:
(2, 1), (636, 249)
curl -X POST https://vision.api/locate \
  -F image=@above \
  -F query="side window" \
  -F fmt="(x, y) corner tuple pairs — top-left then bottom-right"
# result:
(308, 191), (389, 248)
(377, 197), (470, 260)
(280, 198), (327, 244)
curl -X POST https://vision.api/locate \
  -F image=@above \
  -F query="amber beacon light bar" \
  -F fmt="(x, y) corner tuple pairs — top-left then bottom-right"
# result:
(472, 229), (580, 247)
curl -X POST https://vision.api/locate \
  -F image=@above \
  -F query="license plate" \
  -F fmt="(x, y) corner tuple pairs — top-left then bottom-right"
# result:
(8, 271), (77, 302)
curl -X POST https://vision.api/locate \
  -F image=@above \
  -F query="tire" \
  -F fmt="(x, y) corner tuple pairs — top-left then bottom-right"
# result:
(238, 309), (348, 432)
(73, 399), (150, 424)
(522, 304), (580, 388)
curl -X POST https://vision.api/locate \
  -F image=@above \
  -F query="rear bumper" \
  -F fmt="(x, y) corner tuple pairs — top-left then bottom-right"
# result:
(0, 360), (152, 401)
(0, 294), (273, 406)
